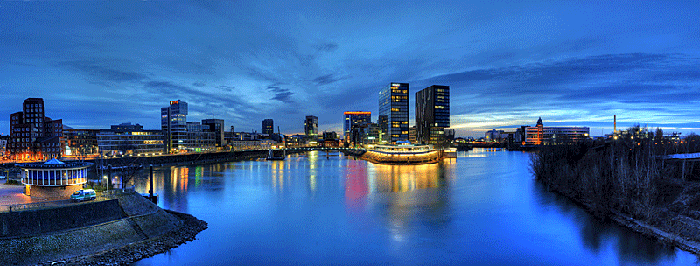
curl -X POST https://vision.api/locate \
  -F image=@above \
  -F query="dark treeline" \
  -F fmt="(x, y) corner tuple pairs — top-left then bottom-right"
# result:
(531, 126), (700, 229)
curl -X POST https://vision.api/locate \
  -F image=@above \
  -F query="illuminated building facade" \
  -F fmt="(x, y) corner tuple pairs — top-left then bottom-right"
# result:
(344, 111), (371, 143)
(379, 83), (409, 143)
(19, 159), (92, 199)
(525, 117), (590, 145)
(97, 128), (164, 156)
(185, 122), (216, 152)
(8, 98), (64, 161)
(378, 115), (388, 142)
(262, 119), (274, 135)
(305, 115), (318, 139)
(161, 100), (188, 153)
(0, 135), (9, 158)
(63, 128), (100, 158)
(416, 85), (450, 147)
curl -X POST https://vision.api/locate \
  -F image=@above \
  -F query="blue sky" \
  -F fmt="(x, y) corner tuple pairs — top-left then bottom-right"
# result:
(1, 1), (698, 137)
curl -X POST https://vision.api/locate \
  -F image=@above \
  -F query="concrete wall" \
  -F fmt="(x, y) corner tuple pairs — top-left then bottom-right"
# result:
(0, 199), (125, 238)
(0, 192), (183, 266)
(28, 185), (82, 200)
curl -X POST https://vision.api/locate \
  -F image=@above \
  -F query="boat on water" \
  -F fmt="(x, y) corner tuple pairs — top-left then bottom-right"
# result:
(361, 142), (442, 164)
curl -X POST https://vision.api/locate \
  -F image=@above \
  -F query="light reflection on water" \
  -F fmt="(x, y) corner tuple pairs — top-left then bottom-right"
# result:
(126, 150), (699, 266)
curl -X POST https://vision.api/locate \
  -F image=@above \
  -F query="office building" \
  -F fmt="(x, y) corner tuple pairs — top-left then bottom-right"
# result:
(185, 122), (216, 152)
(377, 115), (388, 142)
(202, 119), (225, 147)
(379, 83), (409, 143)
(111, 122), (143, 131)
(344, 111), (371, 143)
(161, 100), (188, 153)
(525, 118), (590, 145)
(408, 126), (417, 144)
(305, 115), (318, 139)
(97, 128), (164, 157)
(415, 85), (450, 146)
(262, 119), (274, 135)
(8, 98), (64, 161)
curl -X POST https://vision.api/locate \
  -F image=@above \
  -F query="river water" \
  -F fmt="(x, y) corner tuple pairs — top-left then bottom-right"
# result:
(129, 149), (698, 265)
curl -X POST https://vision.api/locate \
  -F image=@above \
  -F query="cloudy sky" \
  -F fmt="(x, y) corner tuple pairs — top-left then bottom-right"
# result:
(1, 1), (698, 137)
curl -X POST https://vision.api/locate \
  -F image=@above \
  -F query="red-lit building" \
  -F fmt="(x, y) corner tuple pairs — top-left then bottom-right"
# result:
(8, 98), (64, 161)
(525, 117), (590, 145)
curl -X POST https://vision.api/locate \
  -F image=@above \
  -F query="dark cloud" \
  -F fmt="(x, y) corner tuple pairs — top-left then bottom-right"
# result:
(59, 61), (147, 82)
(312, 74), (345, 86)
(267, 85), (294, 103)
(217, 85), (234, 92)
(192, 82), (206, 87)
(314, 42), (338, 52)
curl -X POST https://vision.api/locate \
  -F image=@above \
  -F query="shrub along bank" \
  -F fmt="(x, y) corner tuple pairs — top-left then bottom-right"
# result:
(531, 127), (700, 253)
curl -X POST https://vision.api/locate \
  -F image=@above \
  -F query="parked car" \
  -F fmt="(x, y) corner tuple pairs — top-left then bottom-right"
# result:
(71, 189), (97, 202)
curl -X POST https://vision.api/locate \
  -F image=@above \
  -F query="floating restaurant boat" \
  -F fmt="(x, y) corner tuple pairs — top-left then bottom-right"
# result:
(361, 142), (442, 164)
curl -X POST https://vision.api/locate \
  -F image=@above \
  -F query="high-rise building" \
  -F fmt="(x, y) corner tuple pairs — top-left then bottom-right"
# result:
(8, 98), (64, 161)
(262, 119), (274, 135)
(416, 85), (450, 147)
(203, 119), (225, 147)
(161, 100), (188, 153)
(379, 83), (409, 143)
(344, 111), (371, 143)
(304, 115), (318, 139)
(377, 115), (388, 143)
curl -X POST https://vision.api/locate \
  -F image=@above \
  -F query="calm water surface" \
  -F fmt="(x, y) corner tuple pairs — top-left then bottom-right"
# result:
(131, 149), (699, 265)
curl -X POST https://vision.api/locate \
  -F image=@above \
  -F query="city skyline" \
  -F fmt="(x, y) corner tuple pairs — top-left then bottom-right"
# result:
(1, 1), (699, 137)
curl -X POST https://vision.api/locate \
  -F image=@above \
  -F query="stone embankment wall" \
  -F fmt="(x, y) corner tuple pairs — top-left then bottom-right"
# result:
(0, 198), (125, 238)
(0, 192), (186, 266)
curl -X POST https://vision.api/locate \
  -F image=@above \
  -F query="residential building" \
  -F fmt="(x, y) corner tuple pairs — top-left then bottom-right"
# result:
(161, 100), (188, 153)
(305, 115), (318, 140)
(262, 119), (274, 135)
(379, 83), (409, 143)
(415, 85), (450, 147)
(8, 98), (64, 161)
(525, 118), (590, 145)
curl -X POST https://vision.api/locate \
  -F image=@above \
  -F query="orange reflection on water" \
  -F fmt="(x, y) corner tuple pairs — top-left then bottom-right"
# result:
(170, 167), (189, 193)
(369, 163), (443, 193)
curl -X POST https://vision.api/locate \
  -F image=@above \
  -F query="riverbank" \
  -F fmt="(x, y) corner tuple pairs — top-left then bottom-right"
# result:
(544, 183), (700, 255)
(0, 191), (207, 265)
(47, 211), (207, 265)
(531, 137), (700, 256)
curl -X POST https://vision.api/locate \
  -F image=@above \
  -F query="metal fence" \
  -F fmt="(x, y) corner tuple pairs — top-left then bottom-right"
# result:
(0, 186), (136, 213)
